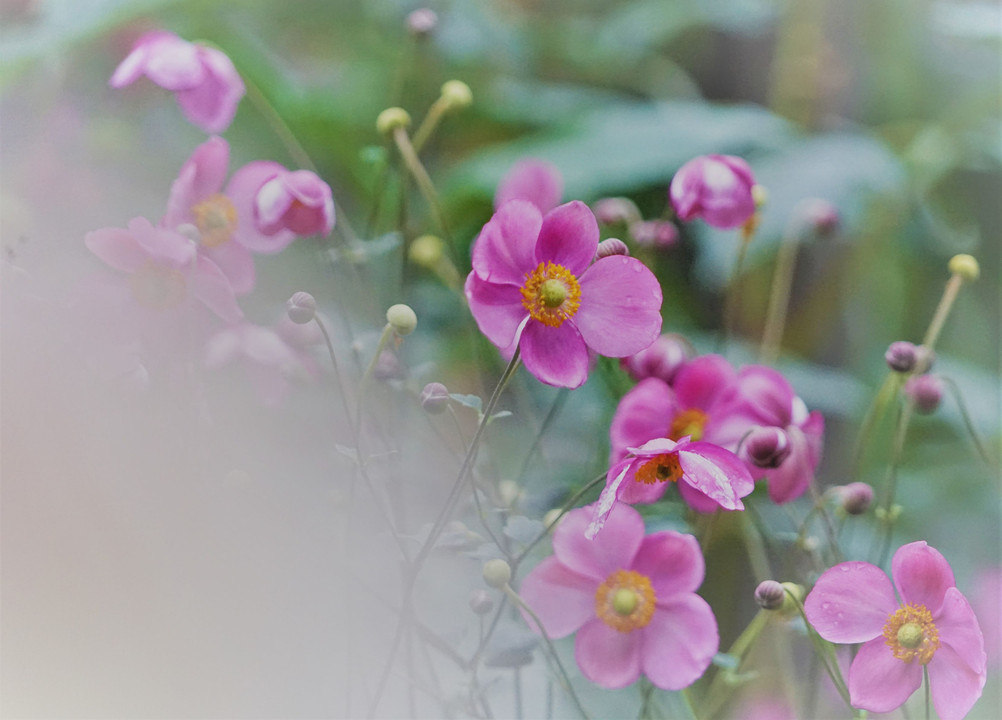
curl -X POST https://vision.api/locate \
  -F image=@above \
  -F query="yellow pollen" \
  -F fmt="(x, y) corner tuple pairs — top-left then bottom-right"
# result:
(520, 261), (581, 327)
(669, 408), (709, 441)
(635, 453), (683, 485)
(191, 193), (238, 247)
(595, 570), (656, 633)
(883, 603), (939, 665)
(129, 261), (187, 309)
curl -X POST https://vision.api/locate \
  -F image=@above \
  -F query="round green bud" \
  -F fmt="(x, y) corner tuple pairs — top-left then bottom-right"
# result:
(948, 253), (980, 282)
(376, 107), (411, 136)
(482, 558), (512, 589)
(386, 303), (418, 336)
(409, 234), (445, 268)
(779, 582), (805, 615)
(440, 80), (473, 111)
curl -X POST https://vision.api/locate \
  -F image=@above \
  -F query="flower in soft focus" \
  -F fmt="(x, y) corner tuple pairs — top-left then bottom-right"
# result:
(669, 154), (756, 229)
(970, 568), (1001, 668)
(805, 541), (986, 719)
(904, 373), (943, 414)
(254, 168), (335, 238)
(610, 354), (824, 504)
(620, 332), (692, 384)
(110, 30), (245, 134)
(493, 159), (564, 215)
(629, 219), (679, 249)
(465, 200), (662, 389)
(588, 436), (754, 535)
(85, 216), (242, 323)
(519, 503), (718, 690)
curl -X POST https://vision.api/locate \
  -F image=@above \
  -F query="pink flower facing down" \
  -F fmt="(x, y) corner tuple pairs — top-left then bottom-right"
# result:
(610, 354), (823, 504)
(465, 200), (663, 388)
(669, 154), (756, 230)
(110, 30), (245, 134)
(589, 436), (754, 535)
(493, 158), (564, 215)
(85, 216), (242, 323)
(520, 503), (718, 690)
(805, 542), (987, 720)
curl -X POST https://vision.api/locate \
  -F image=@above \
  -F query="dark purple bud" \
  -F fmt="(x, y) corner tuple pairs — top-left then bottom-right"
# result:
(837, 482), (874, 515)
(469, 589), (494, 616)
(286, 291), (317, 324)
(420, 382), (450, 414)
(885, 341), (919, 373)
(596, 238), (630, 259)
(905, 374), (943, 414)
(755, 580), (785, 610)
(630, 219), (679, 249)
(744, 427), (792, 469)
(620, 333), (692, 384)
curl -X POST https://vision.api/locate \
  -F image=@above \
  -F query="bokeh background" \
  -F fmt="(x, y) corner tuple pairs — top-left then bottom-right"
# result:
(2, 0), (1000, 717)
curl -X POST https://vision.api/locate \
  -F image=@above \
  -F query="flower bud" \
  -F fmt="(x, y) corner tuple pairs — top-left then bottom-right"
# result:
(755, 580), (786, 610)
(593, 197), (641, 225)
(836, 482), (874, 515)
(440, 80), (472, 111)
(670, 155), (757, 229)
(376, 107), (411, 136)
(948, 253), (980, 282)
(406, 8), (438, 36)
(409, 234), (445, 268)
(904, 373), (943, 414)
(801, 198), (840, 236)
(420, 382), (450, 414)
(596, 238), (630, 259)
(779, 582), (805, 615)
(469, 589), (494, 616)
(482, 558), (512, 589)
(386, 303), (418, 336)
(620, 333), (692, 384)
(286, 291), (317, 325)
(629, 219), (679, 249)
(744, 427), (792, 469)
(885, 341), (920, 373)
(373, 350), (405, 381)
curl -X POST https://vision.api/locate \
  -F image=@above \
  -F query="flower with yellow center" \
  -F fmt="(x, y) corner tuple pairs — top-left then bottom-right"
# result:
(882, 603), (940, 664)
(520, 261), (581, 327)
(669, 407), (709, 441)
(594, 570), (656, 633)
(191, 193), (238, 247)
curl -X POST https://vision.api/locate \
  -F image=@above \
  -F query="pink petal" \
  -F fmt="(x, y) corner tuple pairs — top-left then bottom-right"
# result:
(84, 225), (148, 272)
(936, 587), (987, 674)
(804, 562), (898, 643)
(673, 354), (737, 414)
(553, 503), (644, 581)
(518, 556), (598, 639)
(587, 460), (631, 540)
(928, 642), (988, 720)
(758, 424), (814, 504)
(724, 365), (795, 427)
(677, 481), (728, 513)
(678, 442), (753, 510)
(631, 531), (704, 599)
(610, 377), (675, 463)
(174, 46), (244, 134)
(575, 255), (662, 357)
(226, 161), (296, 253)
(165, 136), (230, 228)
(640, 594), (718, 690)
(141, 33), (204, 90)
(471, 200), (541, 286)
(848, 636), (922, 714)
(574, 618), (642, 689)
(190, 256), (243, 323)
(493, 158), (563, 215)
(519, 319), (590, 388)
(127, 217), (194, 267)
(204, 327), (241, 368)
(254, 175), (296, 232)
(464, 271), (527, 350)
(892, 541), (955, 614)
(109, 42), (151, 88)
(200, 241), (255, 295)
(534, 201), (598, 276)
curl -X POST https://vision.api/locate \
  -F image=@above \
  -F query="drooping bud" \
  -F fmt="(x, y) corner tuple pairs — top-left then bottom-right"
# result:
(904, 373), (943, 414)
(755, 580), (786, 610)
(744, 427), (792, 469)
(596, 238), (630, 259)
(948, 253), (980, 283)
(885, 341), (920, 373)
(440, 80), (472, 111)
(482, 558), (512, 589)
(620, 333), (692, 384)
(386, 303), (418, 336)
(376, 107), (411, 136)
(836, 482), (874, 516)
(406, 8), (438, 36)
(593, 197), (641, 226)
(469, 589), (494, 616)
(286, 291), (317, 324)
(420, 382), (450, 414)
(629, 219), (679, 249)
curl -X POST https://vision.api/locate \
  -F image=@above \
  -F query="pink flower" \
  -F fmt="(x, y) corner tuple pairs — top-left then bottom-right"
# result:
(465, 200), (663, 388)
(620, 332), (692, 384)
(110, 30), (245, 134)
(85, 216), (242, 323)
(589, 436), (754, 535)
(669, 154), (756, 229)
(805, 542), (987, 720)
(519, 503), (718, 690)
(254, 169), (335, 238)
(493, 158), (563, 215)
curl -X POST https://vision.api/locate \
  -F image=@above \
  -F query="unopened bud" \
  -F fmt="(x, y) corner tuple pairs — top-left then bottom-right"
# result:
(620, 333), (692, 384)
(286, 291), (317, 324)
(440, 80), (472, 111)
(469, 589), (494, 615)
(779, 582), (804, 615)
(803, 198), (839, 236)
(482, 558), (512, 589)
(885, 341), (920, 373)
(386, 303), (418, 336)
(904, 373), (943, 414)
(376, 107), (411, 136)
(373, 350), (405, 381)
(744, 427), (792, 469)
(409, 234), (445, 268)
(593, 197), (641, 225)
(406, 8), (437, 36)
(948, 254), (980, 282)
(630, 219), (679, 249)
(420, 382), (450, 414)
(755, 580), (786, 610)
(596, 238), (630, 259)
(837, 482), (874, 515)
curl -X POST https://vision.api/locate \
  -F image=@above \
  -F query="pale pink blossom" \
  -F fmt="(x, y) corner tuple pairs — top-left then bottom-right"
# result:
(670, 154), (756, 229)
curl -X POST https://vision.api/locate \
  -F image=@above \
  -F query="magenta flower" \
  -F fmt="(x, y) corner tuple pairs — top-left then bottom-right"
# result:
(465, 200), (663, 388)
(254, 168), (335, 238)
(620, 332), (692, 384)
(110, 30), (245, 134)
(805, 542), (987, 719)
(493, 158), (564, 215)
(669, 154), (756, 229)
(519, 503), (718, 690)
(85, 216), (242, 323)
(589, 436), (754, 535)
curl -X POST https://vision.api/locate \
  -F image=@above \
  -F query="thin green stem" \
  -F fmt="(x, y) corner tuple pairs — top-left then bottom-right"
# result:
(850, 373), (900, 483)
(721, 227), (754, 350)
(922, 273), (963, 351)
(392, 126), (456, 259)
(412, 97), (449, 153)
(941, 375), (997, 469)
(787, 588), (852, 709)
(760, 223), (801, 364)
(515, 387), (570, 485)
(923, 665), (931, 720)
(702, 610), (769, 719)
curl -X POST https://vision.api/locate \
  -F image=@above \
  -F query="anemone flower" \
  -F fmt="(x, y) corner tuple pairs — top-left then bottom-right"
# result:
(493, 158), (564, 215)
(669, 154), (756, 229)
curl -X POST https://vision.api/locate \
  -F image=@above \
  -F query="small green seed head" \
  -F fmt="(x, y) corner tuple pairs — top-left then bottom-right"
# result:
(948, 253), (980, 282)
(376, 107), (411, 136)
(440, 80), (473, 111)
(482, 558), (512, 589)
(386, 303), (418, 336)
(409, 234), (445, 268)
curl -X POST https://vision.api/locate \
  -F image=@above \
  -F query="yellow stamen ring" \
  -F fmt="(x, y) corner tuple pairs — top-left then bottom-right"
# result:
(520, 261), (581, 328)
(192, 193), (238, 247)
(882, 603), (940, 664)
(595, 569), (656, 633)
(669, 408), (709, 441)
(635, 453), (684, 486)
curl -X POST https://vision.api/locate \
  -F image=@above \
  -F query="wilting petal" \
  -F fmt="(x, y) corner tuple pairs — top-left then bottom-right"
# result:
(677, 443), (751, 510)
(928, 642), (987, 720)
(892, 541), (955, 614)
(575, 618), (642, 689)
(848, 636), (922, 714)
(518, 556), (597, 639)
(519, 319), (589, 389)
(575, 255), (662, 358)
(553, 503), (643, 581)
(471, 200), (541, 286)
(805, 561), (898, 643)
(631, 531), (704, 599)
(641, 594), (718, 690)
(535, 201), (598, 276)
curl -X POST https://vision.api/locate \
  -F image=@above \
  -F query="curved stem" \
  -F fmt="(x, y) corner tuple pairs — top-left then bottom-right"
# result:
(392, 126), (456, 259)
(760, 223), (801, 364)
